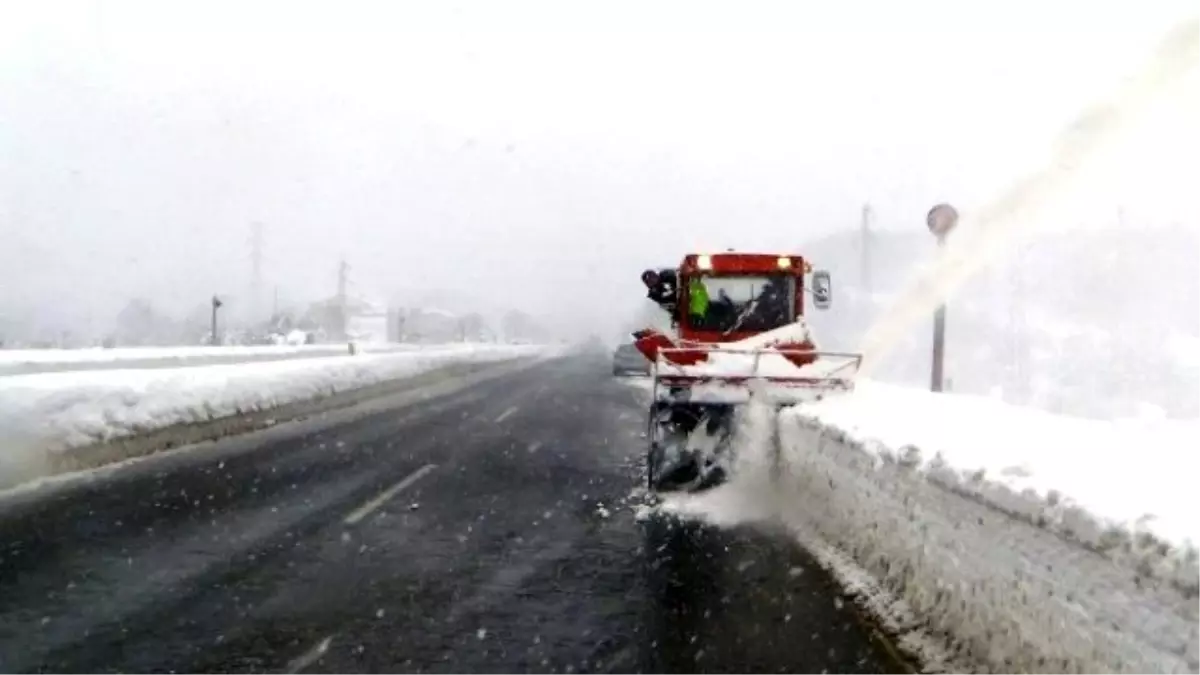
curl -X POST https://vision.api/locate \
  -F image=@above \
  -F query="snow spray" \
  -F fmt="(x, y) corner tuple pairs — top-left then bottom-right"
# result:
(654, 382), (785, 528)
(729, 380), (780, 487)
(858, 18), (1198, 375)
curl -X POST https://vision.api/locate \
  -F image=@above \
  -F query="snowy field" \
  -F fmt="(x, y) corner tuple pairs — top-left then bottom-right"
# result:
(0, 343), (424, 376)
(632, 378), (1199, 672)
(0, 343), (551, 488)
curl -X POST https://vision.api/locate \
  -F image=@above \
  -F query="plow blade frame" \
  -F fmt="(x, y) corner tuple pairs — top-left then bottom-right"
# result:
(650, 346), (862, 404)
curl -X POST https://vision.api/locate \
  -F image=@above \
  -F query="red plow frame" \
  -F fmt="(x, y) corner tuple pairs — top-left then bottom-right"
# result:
(650, 346), (862, 404)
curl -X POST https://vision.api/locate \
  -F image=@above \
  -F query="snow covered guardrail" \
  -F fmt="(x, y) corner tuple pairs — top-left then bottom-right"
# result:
(0, 343), (424, 376)
(775, 382), (1198, 673)
(0, 344), (552, 489)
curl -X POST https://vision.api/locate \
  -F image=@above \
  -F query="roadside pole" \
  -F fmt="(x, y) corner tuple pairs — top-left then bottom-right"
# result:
(926, 203), (958, 392)
(211, 295), (223, 346)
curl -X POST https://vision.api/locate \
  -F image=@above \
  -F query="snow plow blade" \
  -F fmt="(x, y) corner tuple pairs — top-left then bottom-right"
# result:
(645, 347), (861, 493)
(652, 347), (861, 404)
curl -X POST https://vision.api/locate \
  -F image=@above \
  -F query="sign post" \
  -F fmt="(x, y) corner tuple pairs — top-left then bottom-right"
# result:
(925, 203), (958, 392)
(211, 295), (224, 346)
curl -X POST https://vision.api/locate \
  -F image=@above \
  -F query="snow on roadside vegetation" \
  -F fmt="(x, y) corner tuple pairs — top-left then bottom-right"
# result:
(0, 343), (422, 376)
(0, 344), (549, 485)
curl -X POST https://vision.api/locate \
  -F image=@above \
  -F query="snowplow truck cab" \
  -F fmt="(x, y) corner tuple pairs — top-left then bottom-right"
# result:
(635, 252), (857, 493)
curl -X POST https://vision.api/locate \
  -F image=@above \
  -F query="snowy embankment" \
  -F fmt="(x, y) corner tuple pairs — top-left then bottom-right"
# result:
(788, 381), (1198, 586)
(649, 380), (1198, 673)
(0, 343), (420, 376)
(0, 344), (550, 488)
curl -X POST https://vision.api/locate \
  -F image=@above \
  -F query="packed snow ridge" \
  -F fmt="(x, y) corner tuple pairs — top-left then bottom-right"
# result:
(791, 381), (1199, 592)
(641, 379), (1198, 673)
(0, 343), (550, 488)
(0, 343), (421, 376)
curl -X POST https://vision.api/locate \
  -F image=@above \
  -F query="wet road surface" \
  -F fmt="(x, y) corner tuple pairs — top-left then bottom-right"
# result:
(0, 353), (906, 673)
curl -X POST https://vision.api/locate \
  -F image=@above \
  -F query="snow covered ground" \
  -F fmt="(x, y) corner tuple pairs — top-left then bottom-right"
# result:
(0, 343), (550, 488)
(0, 343), (423, 376)
(789, 381), (1199, 584)
(633, 378), (1199, 672)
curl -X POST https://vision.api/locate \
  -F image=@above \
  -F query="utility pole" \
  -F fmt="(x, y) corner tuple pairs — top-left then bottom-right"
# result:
(932, 298), (947, 392)
(211, 295), (223, 345)
(926, 203), (959, 393)
(860, 203), (873, 294)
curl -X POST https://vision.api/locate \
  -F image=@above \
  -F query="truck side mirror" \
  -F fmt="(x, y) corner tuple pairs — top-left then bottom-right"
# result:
(812, 270), (832, 309)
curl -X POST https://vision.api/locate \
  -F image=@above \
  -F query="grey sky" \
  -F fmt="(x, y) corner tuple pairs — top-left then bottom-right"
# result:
(1, 0), (1194, 339)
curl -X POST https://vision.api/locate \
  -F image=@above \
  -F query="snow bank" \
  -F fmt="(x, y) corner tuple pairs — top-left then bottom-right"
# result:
(777, 381), (1199, 672)
(787, 381), (1199, 588)
(776, 413), (1198, 673)
(0, 343), (423, 376)
(0, 344), (548, 486)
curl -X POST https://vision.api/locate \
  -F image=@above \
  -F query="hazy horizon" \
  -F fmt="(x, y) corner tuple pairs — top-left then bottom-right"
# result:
(2, 0), (1195, 344)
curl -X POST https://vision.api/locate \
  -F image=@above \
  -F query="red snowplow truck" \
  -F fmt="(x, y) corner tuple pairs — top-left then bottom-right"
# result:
(634, 252), (861, 492)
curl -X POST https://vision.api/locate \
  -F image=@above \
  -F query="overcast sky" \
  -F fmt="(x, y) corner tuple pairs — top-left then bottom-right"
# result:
(1, 0), (1195, 338)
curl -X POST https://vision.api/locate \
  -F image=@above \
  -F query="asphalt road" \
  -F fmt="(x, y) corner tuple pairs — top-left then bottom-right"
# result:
(0, 352), (906, 674)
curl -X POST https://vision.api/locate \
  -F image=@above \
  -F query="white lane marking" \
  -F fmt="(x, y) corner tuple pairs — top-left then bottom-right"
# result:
(494, 406), (519, 423)
(343, 464), (436, 525)
(287, 635), (332, 673)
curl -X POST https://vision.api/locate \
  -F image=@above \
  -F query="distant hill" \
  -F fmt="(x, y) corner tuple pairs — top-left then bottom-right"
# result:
(801, 224), (1199, 420)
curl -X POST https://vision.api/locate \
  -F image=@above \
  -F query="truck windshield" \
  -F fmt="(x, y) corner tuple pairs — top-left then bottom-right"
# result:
(687, 275), (795, 333)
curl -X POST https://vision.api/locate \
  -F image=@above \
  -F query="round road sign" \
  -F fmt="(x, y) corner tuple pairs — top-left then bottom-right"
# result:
(926, 203), (959, 237)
